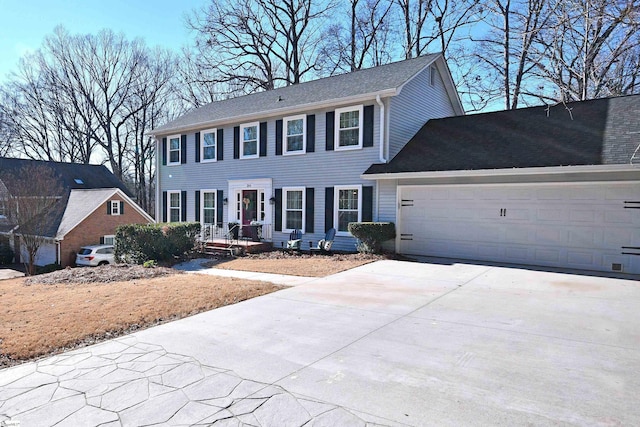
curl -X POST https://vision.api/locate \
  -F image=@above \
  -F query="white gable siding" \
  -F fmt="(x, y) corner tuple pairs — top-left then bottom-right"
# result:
(388, 65), (457, 160)
(158, 103), (381, 252)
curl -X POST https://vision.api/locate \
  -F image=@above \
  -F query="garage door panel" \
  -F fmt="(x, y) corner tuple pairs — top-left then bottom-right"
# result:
(399, 182), (640, 274)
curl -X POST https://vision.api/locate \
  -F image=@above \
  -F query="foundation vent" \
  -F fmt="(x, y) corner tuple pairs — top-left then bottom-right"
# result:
(611, 263), (623, 272)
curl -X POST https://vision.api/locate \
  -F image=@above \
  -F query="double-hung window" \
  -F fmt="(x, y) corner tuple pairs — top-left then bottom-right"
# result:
(241, 122), (259, 159)
(103, 235), (115, 245)
(168, 191), (181, 222)
(284, 115), (305, 155)
(335, 105), (363, 150)
(283, 187), (305, 233)
(201, 129), (216, 162)
(0, 199), (6, 218)
(168, 135), (181, 164)
(335, 185), (362, 234)
(201, 190), (216, 224)
(109, 200), (121, 215)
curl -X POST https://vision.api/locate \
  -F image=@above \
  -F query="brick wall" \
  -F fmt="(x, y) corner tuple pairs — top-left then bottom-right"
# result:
(59, 194), (151, 267)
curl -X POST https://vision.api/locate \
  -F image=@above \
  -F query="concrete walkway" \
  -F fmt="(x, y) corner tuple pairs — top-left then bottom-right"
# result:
(0, 268), (24, 281)
(1, 260), (639, 426)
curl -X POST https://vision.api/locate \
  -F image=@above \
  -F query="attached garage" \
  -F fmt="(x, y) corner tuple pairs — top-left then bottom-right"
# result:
(364, 95), (640, 276)
(398, 182), (640, 274)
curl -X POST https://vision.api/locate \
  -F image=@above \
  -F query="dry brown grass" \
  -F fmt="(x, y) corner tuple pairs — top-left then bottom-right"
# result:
(208, 252), (384, 277)
(0, 273), (282, 367)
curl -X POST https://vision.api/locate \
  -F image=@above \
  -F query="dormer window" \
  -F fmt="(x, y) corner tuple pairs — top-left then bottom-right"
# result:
(335, 105), (363, 150)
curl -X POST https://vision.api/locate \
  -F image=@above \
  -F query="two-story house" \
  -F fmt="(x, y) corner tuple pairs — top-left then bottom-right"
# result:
(0, 157), (154, 267)
(151, 53), (463, 251)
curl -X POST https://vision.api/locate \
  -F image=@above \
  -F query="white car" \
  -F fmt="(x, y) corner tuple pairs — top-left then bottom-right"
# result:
(76, 244), (115, 267)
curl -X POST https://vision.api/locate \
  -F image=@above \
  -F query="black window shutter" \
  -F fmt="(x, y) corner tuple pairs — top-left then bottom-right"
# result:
(274, 188), (282, 232)
(275, 119), (283, 156)
(306, 114), (315, 153)
(106, 201), (111, 215)
(362, 186), (373, 221)
(100, 236), (105, 244)
(305, 187), (314, 233)
(162, 138), (167, 166)
(233, 126), (240, 159)
(195, 190), (201, 222)
(259, 122), (268, 157)
(180, 135), (187, 164)
(195, 132), (201, 163)
(162, 191), (167, 222)
(216, 190), (224, 226)
(217, 129), (224, 161)
(326, 111), (335, 151)
(325, 187), (334, 232)
(120, 201), (124, 215)
(181, 191), (187, 222)
(363, 105), (374, 147)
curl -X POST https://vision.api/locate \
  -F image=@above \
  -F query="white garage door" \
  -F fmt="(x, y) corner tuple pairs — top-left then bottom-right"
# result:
(399, 182), (640, 274)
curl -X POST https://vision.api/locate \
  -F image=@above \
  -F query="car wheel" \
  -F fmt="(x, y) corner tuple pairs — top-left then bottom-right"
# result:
(98, 261), (109, 266)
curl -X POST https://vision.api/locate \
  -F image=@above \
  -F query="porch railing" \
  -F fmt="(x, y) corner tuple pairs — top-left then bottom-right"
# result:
(199, 223), (273, 243)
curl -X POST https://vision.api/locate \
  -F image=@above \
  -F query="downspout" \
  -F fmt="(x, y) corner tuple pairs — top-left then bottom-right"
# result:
(376, 95), (386, 163)
(153, 136), (160, 222)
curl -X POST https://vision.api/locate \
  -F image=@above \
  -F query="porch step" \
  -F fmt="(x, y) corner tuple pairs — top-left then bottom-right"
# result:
(201, 241), (272, 256)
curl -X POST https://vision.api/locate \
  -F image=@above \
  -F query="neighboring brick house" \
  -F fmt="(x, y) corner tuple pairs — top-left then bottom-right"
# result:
(0, 157), (154, 267)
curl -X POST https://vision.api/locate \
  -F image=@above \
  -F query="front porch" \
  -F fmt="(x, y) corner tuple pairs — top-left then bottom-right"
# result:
(198, 223), (273, 256)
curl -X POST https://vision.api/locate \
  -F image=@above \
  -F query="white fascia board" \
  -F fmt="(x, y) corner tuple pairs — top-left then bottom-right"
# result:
(150, 89), (398, 137)
(361, 164), (640, 181)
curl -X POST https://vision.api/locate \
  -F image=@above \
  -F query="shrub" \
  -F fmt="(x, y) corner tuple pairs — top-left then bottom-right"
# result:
(348, 222), (396, 254)
(115, 222), (201, 264)
(0, 237), (14, 265)
(36, 263), (62, 274)
(143, 259), (157, 268)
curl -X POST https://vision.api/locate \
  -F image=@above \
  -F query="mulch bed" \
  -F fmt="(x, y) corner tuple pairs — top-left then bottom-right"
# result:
(25, 264), (179, 285)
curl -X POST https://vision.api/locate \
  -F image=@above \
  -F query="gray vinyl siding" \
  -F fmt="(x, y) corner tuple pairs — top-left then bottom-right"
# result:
(158, 103), (381, 252)
(376, 179), (398, 252)
(388, 64), (457, 160)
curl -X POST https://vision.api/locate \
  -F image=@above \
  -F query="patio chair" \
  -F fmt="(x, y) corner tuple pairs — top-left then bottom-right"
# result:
(285, 229), (302, 251)
(310, 228), (336, 254)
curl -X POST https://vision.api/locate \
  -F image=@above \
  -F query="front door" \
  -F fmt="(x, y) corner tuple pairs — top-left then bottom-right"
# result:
(241, 190), (258, 225)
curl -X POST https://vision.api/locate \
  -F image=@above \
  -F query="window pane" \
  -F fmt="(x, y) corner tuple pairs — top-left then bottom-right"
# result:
(203, 133), (215, 160)
(287, 135), (303, 152)
(338, 211), (358, 232)
(170, 208), (180, 222)
(287, 119), (303, 136)
(204, 146), (216, 159)
(203, 132), (215, 147)
(339, 128), (359, 146)
(203, 192), (215, 208)
(170, 193), (180, 208)
(204, 208), (215, 224)
(170, 151), (180, 163)
(338, 189), (358, 210)
(286, 211), (303, 230)
(339, 110), (359, 128)
(243, 126), (257, 141)
(286, 191), (302, 209)
(170, 138), (180, 149)
(244, 140), (257, 155)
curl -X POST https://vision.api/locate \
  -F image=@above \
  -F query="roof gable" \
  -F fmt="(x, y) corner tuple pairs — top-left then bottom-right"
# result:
(365, 95), (640, 175)
(153, 54), (457, 134)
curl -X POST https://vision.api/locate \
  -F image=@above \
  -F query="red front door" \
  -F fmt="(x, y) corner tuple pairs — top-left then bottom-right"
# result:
(241, 190), (258, 225)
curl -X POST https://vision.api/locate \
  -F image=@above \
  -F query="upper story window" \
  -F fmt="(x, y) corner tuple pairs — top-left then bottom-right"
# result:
(335, 105), (363, 150)
(168, 191), (181, 222)
(334, 185), (362, 235)
(168, 135), (181, 165)
(202, 128), (217, 162)
(241, 122), (259, 159)
(284, 115), (306, 155)
(109, 200), (121, 216)
(282, 187), (305, 233)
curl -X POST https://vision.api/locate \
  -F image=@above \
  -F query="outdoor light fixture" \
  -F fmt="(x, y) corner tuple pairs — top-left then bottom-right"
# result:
(269, 196), (276, 205)
(223, 197), (228, 205)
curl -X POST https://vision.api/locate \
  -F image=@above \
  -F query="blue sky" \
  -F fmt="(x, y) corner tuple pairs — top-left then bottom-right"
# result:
(0, 0), (207, 81)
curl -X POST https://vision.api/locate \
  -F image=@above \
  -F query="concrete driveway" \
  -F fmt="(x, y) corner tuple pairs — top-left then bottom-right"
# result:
(1, 260), (639, 426)
(0, 267), (23, 281)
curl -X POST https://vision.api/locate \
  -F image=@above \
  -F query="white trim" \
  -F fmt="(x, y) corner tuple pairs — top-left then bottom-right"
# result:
(167, 134), (181, 165)
(283, 114), (306, 156)
(375, 95), (386, 163)
(200, 128), (217, 163)
(334, 184), (362, 236)
(151, 90), (397, 136)
(167, 190), (181, 223)
(362, 164), (640, 181)
(103, 235), (116, 245)
(240, 122), (260, 159)
(227, 178), (273, 225)
(282, 187), (306, 233)
(109, 200), (121, 216)
(335, 105), (364, 151)
(200, 189), (217, 224)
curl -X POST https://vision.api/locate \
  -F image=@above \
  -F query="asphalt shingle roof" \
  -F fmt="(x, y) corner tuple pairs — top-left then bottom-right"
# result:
(365, 94), (640, 175)
(153, 54), (441, 134)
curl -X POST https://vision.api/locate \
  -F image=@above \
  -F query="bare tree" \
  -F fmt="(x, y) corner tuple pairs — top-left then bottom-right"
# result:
(186, 0), (333, 96)
(1, 164), (65, 275)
